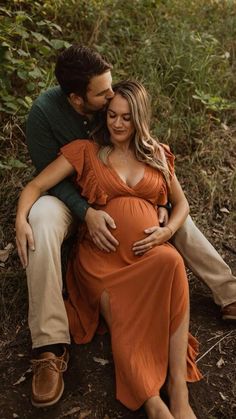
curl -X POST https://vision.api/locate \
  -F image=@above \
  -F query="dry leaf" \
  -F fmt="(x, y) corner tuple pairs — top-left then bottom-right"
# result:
(219, 391), (227, 401)
(93, 357), (109, 366)
(216, 357), (225, 368)
(221, 122), (229, 131)
(13, 375), (26, 385)
(0, 243), (14, 262)
(13, 367), (31, 385)
(61, 406), (81, 417)
(79, 410), (92, 419)
(220, 207), (229, 214)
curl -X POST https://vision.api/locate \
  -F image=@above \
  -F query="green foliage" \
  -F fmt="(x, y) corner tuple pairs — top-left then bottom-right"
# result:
(0, 1), (71, 116)
(0, 0), (236, 208)
(1, 0), (236, 142)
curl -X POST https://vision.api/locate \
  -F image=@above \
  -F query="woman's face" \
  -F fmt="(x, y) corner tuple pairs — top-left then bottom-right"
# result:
(107, 93), (135, 145)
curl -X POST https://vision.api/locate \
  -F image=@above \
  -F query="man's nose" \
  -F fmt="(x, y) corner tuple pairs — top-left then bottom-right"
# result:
(106, 88), (114, 99)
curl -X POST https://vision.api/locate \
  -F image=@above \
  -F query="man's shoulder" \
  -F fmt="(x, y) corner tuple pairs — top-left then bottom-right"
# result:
(32, 86), (64, 109)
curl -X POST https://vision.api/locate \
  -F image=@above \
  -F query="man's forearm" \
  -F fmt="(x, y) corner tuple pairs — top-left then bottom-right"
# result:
(49, 178), (90, 221)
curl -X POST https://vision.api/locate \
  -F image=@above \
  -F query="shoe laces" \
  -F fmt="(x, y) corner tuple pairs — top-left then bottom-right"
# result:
(31, 356), (67, 375)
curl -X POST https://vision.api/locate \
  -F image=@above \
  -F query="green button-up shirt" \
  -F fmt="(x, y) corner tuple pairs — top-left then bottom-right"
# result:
(26, 86), (99, 220)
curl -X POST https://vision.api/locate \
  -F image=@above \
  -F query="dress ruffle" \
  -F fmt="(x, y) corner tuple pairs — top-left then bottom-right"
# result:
(61, 140), (108, 205)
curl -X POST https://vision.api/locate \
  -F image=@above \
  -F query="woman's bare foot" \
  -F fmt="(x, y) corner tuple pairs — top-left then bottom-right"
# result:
(145, 395), (174, 419)
(167, 378), (197, 419)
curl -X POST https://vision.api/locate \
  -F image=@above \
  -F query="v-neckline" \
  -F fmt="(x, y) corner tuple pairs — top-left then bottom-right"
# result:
(107, 157), (147, 190)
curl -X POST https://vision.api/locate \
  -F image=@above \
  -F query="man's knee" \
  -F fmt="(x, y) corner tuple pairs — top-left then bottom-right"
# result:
(28, 196), (73, 237)
(172, 215), (194, 245)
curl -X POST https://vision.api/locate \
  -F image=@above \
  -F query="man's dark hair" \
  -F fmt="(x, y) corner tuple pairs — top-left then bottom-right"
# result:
(55, 45), (112, 98)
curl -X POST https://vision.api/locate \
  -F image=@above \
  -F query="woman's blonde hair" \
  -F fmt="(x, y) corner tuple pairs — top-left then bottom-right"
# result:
(93, 80), (171, 184)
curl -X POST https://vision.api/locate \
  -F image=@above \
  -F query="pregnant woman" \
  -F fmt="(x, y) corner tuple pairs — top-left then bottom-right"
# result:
(16, 80), (202, 418)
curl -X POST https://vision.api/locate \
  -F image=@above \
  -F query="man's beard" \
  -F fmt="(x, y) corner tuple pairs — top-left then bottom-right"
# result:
(81, 100), (107, 115)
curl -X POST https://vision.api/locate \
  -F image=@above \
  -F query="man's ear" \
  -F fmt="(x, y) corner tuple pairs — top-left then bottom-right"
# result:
(69, 93), (84, 107)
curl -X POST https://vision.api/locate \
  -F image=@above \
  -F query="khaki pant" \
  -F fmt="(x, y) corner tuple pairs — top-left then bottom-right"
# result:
(27, 196), (236, 348)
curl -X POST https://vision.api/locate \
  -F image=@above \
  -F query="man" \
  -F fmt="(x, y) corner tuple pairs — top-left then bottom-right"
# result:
(15, 45), (236, 408)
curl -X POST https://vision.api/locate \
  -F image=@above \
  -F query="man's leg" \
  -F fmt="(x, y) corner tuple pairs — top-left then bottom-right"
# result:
(171, 215), (236, 308)
(26, 195), (74, 407)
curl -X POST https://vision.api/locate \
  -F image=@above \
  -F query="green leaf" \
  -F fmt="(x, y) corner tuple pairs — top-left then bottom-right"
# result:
(17, 49), (30, 57)
(17, 69), (28, 80)
(29, 67), (43, 79)
(31, 31), (46, 42)
(5, 157), (27, 169)
(50, 39), (70, 50)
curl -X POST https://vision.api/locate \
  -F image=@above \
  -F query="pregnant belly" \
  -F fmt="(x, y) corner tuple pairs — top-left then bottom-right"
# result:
(101, 196), (159, 244)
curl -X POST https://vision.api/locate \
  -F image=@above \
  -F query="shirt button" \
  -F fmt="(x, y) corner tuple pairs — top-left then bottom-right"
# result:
(84, 120), (87, 125)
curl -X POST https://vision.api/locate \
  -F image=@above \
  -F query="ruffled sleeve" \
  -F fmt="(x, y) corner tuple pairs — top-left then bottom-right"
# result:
(61, 140), (108, 206)
(61, 139), (89, 177)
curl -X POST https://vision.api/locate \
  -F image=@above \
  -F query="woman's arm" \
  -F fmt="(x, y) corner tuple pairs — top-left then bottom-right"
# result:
(132, 175), (189, 255)
(15, 155), (74, 267)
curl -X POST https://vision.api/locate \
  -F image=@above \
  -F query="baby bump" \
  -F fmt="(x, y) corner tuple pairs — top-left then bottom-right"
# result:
(102, 196), (159, 244)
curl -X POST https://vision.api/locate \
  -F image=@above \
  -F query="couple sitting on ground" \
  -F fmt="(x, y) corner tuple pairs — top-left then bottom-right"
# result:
(15, 45), (236, 418)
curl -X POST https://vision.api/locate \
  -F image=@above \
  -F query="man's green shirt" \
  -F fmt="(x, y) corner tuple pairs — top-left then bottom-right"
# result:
(26, 86), (98, 220)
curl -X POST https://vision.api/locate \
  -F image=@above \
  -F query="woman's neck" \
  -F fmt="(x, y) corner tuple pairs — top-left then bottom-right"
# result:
(111, 141), (133, 154)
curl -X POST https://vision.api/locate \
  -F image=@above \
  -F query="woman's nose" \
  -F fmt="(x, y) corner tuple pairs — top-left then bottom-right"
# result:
(113, 116), (122, 127)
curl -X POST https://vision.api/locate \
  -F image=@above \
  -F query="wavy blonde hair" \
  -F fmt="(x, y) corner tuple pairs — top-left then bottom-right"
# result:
(93, 80), (171, 185)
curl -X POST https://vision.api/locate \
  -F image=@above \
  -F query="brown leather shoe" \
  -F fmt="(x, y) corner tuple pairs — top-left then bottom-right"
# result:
(222, 301), (236, 321)
(31, 347), (69, 407)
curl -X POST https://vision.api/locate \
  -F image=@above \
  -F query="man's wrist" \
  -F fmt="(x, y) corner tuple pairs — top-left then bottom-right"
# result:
(158, 202), (172, 213)
(158, 202), (171, 209)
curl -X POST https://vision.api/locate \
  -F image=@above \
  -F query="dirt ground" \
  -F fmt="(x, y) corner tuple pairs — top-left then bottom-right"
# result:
(0, 247), (235, 419)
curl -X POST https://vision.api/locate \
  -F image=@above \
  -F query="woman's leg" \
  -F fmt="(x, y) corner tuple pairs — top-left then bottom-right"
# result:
(100, 292), (174, 419)
(144, 396), (174, 419)
(167, 306), (197, 419)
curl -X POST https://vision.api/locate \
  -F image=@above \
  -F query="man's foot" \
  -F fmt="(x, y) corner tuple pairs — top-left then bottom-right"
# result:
(31, 346), (69, 407)
(222, 301), (236, 321)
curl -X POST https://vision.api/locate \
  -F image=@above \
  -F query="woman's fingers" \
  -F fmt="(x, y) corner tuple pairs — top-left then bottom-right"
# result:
(133, 242), (153, 255)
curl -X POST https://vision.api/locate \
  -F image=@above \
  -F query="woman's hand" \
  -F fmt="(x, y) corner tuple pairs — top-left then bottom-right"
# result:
(132, 225), (172, 256)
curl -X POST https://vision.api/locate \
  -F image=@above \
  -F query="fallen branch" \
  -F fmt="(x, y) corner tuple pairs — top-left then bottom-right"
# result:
(196, 330), (234, 364)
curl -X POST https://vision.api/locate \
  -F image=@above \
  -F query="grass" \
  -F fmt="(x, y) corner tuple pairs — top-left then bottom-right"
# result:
(0, 0), (236, 340)
(0, 2), (236, 417)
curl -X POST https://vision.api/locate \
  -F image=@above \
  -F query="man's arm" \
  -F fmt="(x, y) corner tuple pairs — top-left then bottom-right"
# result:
(21, 102), (118, 253)
(26, 103), (90, 220)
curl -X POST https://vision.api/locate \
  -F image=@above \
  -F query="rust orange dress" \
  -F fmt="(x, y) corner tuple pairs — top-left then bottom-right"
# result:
(61, 140), (202, 410)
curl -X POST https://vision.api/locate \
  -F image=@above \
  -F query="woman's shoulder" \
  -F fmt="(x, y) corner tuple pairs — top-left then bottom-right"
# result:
(61, 139), (98, 155)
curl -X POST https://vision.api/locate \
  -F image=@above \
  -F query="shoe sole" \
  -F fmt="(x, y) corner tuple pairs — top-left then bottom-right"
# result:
(31, 350), (69, 408)
(222, 315), (236, 321)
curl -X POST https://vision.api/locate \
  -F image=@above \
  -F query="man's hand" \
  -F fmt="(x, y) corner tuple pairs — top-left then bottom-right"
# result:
(85, 208), (119, 252)
(15, 217), (35, 268)
(158, 206), (169, 226)
(132, 225), (172, 256)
